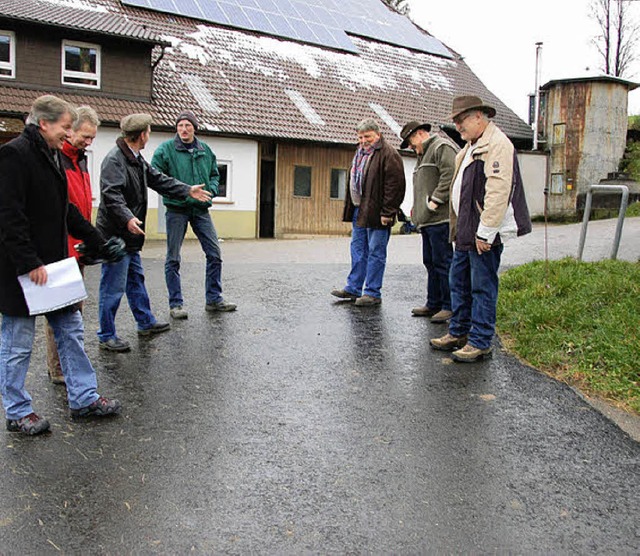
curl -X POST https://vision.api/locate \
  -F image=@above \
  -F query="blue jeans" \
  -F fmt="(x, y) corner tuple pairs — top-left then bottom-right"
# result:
(345, 208), (391, 299)
(448, 245), (503, 350)
(165, 210), (223, 307)
(1, 310), (99, 419)
(420, 222), (453, 311)
(98, 252), (156, 342)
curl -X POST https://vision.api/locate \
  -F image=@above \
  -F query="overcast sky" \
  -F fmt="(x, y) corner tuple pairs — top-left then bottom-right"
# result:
(405, 0), (640, 121)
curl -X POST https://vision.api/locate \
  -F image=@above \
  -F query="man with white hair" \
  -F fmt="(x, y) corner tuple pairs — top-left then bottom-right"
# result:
(45, 105), (101, 385)
(0, 95), (122, 435)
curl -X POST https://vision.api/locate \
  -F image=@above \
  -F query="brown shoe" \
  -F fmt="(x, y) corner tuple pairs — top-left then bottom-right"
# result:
(48, 368), (65, 385)
(411, 306), (438, 317)
(331, 288), (357, 300)
(451, 344), (492, 362)
(430, 309), (453, 323)
(355, 295), (381, 306)
(430, 333), (468, 351)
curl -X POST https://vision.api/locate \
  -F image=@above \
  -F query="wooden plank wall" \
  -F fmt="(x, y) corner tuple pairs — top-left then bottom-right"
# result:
(276, 143), (354, 236)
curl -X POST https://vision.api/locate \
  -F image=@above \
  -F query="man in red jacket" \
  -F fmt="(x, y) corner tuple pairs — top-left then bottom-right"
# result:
(45, 106), (100, 385)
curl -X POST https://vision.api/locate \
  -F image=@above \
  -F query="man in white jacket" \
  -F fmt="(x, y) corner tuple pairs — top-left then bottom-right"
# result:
(430, 96), (532, 362)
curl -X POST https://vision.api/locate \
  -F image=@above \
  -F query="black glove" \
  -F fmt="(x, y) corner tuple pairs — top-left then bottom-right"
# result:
(75, 236), (126, 265)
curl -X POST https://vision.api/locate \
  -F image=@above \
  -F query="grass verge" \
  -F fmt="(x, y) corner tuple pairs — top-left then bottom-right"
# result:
(497, 258), (640, 414)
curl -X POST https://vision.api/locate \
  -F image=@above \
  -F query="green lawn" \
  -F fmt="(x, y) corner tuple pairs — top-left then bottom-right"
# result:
(497, 258), (640, 413)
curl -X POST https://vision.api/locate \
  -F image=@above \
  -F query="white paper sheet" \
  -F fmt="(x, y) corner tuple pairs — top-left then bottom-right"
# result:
(18, 257), (87, 316)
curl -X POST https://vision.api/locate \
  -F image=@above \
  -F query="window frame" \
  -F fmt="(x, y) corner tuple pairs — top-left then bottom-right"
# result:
(61, 40), (101, 89)
(0, 30), (16, 79)
(293, 165), (312, 198)
(330, 168), (348, 200)
(213, 160), (233, 203)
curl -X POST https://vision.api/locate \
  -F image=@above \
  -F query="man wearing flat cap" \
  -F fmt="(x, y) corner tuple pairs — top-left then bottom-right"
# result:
(400, 120), (456, 323)
(96, 113), (212, 352)
(151, 110), (236, 319)
(430, 95), (531, 362)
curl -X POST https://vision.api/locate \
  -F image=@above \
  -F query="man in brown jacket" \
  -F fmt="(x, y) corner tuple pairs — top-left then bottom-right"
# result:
(331, 118), (406, 306)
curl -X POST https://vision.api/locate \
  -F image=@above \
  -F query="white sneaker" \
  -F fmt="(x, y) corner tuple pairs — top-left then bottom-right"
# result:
(170, 306), (188, 319)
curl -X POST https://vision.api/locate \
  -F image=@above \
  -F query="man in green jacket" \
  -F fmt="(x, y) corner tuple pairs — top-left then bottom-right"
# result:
(151, 111), (236, 319)
(400, 120), (456, 323)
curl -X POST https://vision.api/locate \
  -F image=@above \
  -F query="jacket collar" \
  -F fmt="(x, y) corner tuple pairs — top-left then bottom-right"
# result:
(62, 140), (85, 163)
(116, 136), (144, 165)
(465, 121), (497, 155)
(173, 134), (204, 152)
(23, 124), (64, 178)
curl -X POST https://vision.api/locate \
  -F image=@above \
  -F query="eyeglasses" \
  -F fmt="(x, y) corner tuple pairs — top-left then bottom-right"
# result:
(453, 111), (474, 126)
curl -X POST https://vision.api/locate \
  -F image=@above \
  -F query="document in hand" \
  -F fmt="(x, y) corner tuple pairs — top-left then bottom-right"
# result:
(18, 257), (87, 316)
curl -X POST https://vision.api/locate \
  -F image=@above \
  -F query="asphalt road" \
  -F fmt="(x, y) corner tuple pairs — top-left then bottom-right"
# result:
(0, 218), (639, 553)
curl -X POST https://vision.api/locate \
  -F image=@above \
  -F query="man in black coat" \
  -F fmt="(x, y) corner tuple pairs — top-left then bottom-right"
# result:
(96, 113), (212, 352)
(0, 95), (122, 436)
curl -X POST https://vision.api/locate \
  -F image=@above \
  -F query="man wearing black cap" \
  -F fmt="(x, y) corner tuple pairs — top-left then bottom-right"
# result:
(96, 113), (212, 351)
(430, 96), (531, 362)
(151, 110), (236, 319)
(400, 120), (456, 323)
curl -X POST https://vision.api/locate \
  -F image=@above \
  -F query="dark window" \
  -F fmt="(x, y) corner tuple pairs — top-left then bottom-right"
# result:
(330, 168), (347, 199)
(0, 31), (15, 78)
(294, 166), (312, 197)
(217, 163), (228, 198)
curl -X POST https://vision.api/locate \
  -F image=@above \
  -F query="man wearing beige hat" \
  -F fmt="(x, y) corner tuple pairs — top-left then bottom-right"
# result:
(400, 120), (456, 323)
(96, 113), (212, 352)
(430, 96), (531, 362)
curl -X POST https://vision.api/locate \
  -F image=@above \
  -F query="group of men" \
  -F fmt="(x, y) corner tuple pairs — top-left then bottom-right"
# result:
(0, 94), (234, 435)
(332, 95), (531, 363)
(0, 92), (531, 436)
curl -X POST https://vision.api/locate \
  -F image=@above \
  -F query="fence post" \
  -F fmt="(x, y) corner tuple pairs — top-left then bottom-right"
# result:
(577, 185), (629, 261)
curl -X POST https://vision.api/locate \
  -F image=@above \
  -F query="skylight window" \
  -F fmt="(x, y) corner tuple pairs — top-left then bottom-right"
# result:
(285, 89), (325, 126)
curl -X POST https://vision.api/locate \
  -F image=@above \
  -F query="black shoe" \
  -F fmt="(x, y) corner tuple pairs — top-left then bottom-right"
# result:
(99, 337), (131, 352)
(138, 322), (171, 336)
(6, 412), (50, 435)
(205, 301), (237, 312)
(71, 396), (122, 419)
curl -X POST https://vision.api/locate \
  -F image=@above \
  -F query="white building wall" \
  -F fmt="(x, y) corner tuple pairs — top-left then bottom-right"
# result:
(87, 129), (259, 210)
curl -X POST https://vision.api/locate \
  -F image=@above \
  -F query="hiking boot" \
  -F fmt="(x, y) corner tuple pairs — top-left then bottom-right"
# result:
(430, 309), (453, 323)
(411, 306), (438, 317)
(99, 337), (131, 352)
(48, 367), (66, 385)
(430, 333), (468, 351)
(451, 344), (492, 363)
(205, 301), (237, 312)
(170, 306), (188, 319)
(331, 288), (358, 300)
(138, 322), (171, 336)
(70, 396), (122, 419)
(6, 413), (50, 435)
(355, 295), (381, 306)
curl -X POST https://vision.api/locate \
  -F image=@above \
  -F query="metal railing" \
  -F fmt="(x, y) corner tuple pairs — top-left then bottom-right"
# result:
(577, 184), (629, 261)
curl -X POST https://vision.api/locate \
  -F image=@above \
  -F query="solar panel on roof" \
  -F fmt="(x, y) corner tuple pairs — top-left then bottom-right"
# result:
(121, 0), (452, 58)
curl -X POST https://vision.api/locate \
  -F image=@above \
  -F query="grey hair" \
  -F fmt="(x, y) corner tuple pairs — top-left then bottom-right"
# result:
(73, 106), (100, 130)
(356, 118), (380, 133)
(26, 95), (77, 126)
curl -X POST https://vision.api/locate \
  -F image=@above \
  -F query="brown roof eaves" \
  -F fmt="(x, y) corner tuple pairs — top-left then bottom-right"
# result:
(0, 85), (159, 123)
(0, 0), (169, 46)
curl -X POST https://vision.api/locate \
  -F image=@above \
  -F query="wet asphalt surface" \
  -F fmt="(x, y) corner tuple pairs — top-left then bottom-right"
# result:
(1, 230), (640, 554)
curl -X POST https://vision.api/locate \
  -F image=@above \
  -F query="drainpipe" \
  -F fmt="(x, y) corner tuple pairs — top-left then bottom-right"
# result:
(533, 42), (543, 151)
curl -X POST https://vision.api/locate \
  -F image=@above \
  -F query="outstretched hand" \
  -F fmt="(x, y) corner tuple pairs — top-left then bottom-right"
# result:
(127, 217), (145, 236)
(189, 184), (213, 203)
